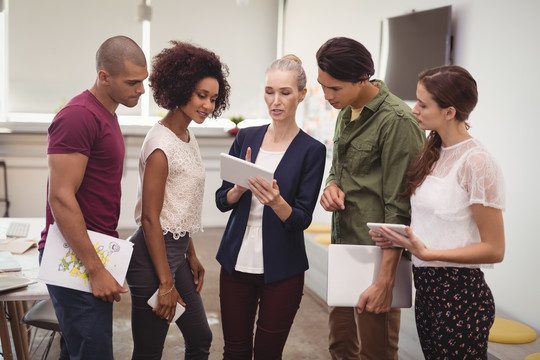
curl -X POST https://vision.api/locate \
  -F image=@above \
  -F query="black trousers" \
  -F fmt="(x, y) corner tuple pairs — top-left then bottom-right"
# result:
(126, 227), (212, 360)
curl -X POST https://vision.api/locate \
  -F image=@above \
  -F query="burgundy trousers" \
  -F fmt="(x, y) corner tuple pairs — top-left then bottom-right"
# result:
(219, 268), (304, 360)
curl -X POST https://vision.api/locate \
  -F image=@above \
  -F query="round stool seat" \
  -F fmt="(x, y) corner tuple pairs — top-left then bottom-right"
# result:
(22, 298), (61, 332)
(314, 233), (331, 245)
(488, 318), (536, 344)
(525, 353), (540, 360)
(305, 223), (331, 233)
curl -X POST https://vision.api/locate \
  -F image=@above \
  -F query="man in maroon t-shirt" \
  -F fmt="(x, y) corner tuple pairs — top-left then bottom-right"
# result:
(40, 35), (148, 359)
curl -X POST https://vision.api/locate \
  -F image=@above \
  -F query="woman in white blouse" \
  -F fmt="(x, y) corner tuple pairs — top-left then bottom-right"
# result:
(371, 65), (505, 360)
(126, 41), (230, 359)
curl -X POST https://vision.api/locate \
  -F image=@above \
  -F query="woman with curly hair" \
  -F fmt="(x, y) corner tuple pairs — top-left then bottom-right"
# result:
(126, 41), (230, 359)
(371, 65), (505, 359)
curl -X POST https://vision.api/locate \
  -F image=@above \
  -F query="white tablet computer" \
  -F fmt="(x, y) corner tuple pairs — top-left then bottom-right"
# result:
(220, 153), (274, 188)
(366, 222), (408, 237)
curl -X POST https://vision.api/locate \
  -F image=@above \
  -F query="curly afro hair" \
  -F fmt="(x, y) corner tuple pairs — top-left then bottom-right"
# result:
(149, 41), (230, 117)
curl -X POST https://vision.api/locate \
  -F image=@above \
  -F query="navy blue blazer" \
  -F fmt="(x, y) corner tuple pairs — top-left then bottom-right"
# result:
(215, 125), (326, 284)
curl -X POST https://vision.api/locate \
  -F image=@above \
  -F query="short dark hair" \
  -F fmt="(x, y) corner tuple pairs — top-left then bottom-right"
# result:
(149, 41), (230, 117)
(316, 37), (375, 83)
(96, 35), (146, 75)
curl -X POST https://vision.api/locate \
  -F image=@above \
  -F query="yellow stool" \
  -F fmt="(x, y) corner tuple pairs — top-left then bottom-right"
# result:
(525, 353), (540, 360)
(305, 223), (331, 233)
(488, 318), (537, 344)
(314, 233), (331, 245)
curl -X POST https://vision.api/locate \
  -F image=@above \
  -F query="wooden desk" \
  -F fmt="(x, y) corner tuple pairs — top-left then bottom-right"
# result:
(0, 217), (48, 360)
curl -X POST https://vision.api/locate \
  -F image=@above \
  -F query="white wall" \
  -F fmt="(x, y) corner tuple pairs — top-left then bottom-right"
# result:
(284, 0), (540, 330)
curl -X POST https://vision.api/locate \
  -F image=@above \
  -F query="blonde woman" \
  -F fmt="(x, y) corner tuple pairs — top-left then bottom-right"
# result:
(215, 55), (326, 359)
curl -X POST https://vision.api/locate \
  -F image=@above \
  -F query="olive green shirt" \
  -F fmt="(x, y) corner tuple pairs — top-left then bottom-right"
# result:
(327, 80), (425, 245)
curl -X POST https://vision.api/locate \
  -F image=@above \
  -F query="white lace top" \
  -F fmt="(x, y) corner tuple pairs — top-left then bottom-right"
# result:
(410, 138), (505, 268)
(134, 122), (205, 238)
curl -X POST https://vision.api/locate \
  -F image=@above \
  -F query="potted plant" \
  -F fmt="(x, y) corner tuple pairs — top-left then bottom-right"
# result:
(227, 116), (244, 136)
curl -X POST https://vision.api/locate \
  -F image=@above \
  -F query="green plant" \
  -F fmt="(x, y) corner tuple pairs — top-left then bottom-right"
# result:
(54, 98), (67, 113)
(229, 116), (245, 127)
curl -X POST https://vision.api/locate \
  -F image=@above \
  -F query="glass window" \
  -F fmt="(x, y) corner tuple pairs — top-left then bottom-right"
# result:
(7, 0), (142, 117)
(3, 0), (278, 125)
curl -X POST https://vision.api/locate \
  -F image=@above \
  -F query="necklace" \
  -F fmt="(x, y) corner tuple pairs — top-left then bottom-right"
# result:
(159, 120), (189, 142)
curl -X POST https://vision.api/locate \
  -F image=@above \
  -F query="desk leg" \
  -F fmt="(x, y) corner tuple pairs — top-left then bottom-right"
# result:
(17, 301), (30, 356)
(22, 300), (30, 314)
(6, 301), (29, 360)
(0, 300), (14, 360)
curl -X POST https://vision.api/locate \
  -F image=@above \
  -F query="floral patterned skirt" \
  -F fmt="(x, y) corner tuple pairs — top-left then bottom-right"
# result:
(413, 266), (495, 360)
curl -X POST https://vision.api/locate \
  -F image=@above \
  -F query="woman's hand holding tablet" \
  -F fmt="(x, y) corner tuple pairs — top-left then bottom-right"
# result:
(367, 222), (409, 249)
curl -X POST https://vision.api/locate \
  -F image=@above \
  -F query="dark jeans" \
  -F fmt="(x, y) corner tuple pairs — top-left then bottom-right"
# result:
(219, 268), (304, 360)
(126, 227), (211, 360)
(41, 248), (114, 360)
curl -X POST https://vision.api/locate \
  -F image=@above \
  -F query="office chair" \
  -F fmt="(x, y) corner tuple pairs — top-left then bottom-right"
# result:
(22, 299), (61, 360)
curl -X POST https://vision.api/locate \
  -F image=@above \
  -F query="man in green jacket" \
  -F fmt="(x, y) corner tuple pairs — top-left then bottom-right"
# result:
(317, 37), (425, 360)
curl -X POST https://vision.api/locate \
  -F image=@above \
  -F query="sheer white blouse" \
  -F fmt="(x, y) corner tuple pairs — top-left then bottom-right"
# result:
(410, 138), (505, 268)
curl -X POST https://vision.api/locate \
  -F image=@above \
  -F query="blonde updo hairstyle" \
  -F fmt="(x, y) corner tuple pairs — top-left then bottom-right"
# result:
(266, 54), (307, 91)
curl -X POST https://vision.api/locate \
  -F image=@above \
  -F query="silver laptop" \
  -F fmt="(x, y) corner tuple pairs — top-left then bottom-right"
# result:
(0, 250), (22, 272)
(327, 244), (412, 308)
(0, 275), (35, 293)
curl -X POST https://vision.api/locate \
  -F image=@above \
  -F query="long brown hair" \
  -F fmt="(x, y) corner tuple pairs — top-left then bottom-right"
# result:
(402, 65), (478, 197)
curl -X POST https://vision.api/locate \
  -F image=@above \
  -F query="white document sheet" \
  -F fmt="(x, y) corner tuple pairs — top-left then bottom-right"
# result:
(39, 223), (133, 293)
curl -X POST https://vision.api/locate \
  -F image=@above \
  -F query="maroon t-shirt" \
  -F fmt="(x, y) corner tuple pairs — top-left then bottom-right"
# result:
(39, 90), (125, 249)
